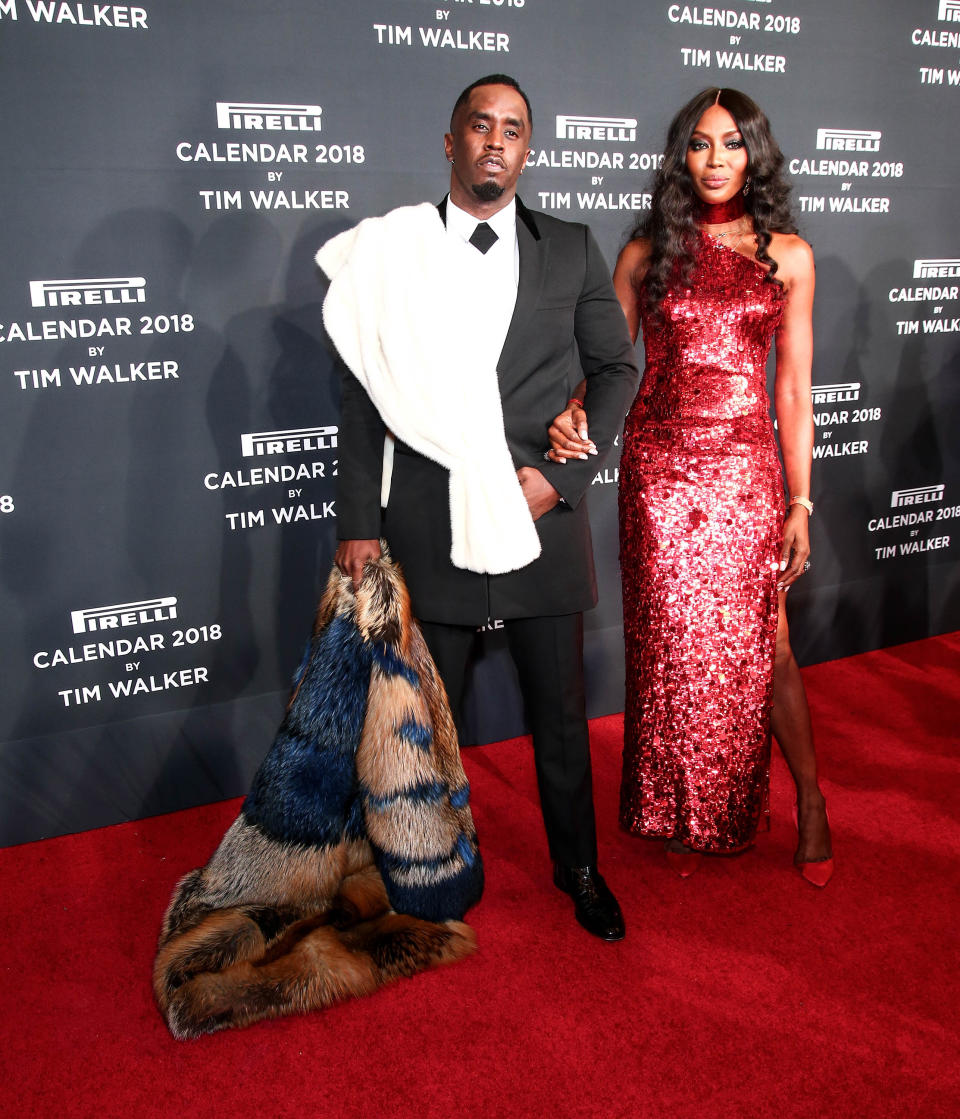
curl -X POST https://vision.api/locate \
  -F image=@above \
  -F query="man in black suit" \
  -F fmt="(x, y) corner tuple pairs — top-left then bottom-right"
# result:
(331, 75), (638, 941)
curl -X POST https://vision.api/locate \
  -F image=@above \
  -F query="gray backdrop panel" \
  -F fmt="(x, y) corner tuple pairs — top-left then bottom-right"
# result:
(1, 0), (957, 844)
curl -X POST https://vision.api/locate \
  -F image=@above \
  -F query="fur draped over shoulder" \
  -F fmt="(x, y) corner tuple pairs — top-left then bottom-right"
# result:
(153, 549), (483, 1039)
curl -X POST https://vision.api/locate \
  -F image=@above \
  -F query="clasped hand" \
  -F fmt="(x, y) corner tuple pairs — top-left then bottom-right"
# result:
(546, 402), (596, 462)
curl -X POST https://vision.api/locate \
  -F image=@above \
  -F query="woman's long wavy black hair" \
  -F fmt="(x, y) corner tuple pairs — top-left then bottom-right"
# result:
(633, 87), (797, 316)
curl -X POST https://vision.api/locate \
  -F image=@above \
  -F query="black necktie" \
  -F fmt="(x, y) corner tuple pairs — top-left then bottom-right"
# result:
(469, 221), (498, 254)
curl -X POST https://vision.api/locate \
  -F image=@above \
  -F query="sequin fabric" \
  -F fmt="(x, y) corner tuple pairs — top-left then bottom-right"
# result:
(619, 234), (786, 852)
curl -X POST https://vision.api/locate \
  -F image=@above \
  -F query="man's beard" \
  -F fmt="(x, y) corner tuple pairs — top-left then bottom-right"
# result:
(472, 180), (505, 202)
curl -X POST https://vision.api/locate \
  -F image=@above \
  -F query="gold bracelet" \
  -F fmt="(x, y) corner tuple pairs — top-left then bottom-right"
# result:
(789, 496), (814, 515)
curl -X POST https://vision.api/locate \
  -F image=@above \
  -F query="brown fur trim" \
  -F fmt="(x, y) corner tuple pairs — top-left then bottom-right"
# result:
(154, 549), (480, 1039)
(156, 865), (476, 1039)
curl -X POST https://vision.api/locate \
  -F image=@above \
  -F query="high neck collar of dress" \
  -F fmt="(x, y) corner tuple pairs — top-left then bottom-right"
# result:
(695, 191), (746, 225)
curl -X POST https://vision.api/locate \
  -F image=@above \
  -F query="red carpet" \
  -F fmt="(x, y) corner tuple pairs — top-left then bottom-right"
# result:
(2, 633), (958, 1119)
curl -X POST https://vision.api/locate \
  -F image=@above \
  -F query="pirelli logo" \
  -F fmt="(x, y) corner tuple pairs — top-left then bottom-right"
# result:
(812, 382), (860, 404)
(555, 115), (637, 142)
(29, 277), (146, 308)
(890, 485), (945, 509)
(939, 0), (960, 23)
(913, 258), (960, 279)
(215, 102), (322, 131)
(240, 426), (339, 457)
(71, 597), (178, 635)
(815, 128), (881, 152)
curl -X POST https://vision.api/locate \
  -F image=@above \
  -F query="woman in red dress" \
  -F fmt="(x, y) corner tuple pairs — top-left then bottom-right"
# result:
(550, 88), (833, 884)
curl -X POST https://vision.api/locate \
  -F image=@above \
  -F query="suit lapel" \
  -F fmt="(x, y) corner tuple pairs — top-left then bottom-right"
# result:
(498, 198), (548, 378)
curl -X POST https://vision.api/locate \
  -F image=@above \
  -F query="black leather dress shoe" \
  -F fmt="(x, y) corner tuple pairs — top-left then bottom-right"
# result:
(553, 863), (625, 941)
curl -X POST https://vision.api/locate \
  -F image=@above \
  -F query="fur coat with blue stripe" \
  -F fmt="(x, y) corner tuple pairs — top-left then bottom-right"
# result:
(154, 550), (483, 1039)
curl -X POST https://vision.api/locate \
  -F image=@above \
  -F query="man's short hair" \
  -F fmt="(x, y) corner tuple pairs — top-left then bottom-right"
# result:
(450, 74), (533, 131)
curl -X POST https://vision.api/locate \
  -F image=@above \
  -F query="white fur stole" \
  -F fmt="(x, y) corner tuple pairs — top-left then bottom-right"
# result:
(316, 203), (540, 575)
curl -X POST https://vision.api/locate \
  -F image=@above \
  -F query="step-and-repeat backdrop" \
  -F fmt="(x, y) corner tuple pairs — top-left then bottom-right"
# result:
(2, 1), (958, 844)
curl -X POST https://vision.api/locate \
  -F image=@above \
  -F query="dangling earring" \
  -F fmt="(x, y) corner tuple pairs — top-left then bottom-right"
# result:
(448, 157), (455, 164)
(743, 178), (751, 197)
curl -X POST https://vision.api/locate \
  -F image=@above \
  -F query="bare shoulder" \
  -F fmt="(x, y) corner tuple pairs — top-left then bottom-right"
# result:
(768, 232), (814, 287)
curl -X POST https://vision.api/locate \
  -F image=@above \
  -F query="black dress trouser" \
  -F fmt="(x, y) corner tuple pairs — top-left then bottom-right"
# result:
(418, 613), (598, 869)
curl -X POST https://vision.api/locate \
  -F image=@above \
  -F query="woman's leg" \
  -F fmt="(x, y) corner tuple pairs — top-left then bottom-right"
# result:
(771, 596), (832, 864)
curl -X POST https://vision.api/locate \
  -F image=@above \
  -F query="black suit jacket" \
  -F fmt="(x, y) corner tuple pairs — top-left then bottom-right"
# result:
(336, 197), (639, 625)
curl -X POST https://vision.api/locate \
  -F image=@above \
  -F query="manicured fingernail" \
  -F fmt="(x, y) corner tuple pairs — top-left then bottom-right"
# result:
(779, 560), (787, 571)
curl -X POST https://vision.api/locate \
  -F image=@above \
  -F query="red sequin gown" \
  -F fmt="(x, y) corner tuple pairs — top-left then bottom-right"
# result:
(618, 233), (786, 852)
